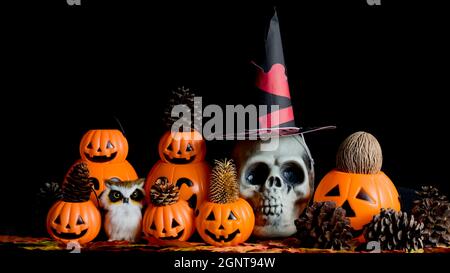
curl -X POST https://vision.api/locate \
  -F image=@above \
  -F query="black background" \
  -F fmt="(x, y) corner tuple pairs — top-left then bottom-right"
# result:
(1, 0), (449, 239)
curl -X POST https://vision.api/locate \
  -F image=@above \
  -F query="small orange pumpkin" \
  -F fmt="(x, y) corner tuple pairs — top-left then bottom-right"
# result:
(69, 129), (138, 203)
(196, 159), (254, 246)
(145, 161), (209, 210)
(314, 132), (401, 231)
(158, 130), (206, 164)
(47, 162), (101, 244)
(142, 177), (195, 241)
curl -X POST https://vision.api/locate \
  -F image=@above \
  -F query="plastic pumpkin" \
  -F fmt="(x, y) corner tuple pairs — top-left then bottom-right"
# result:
(145, 161), (209, 210)
(314, 132), (400, 231)
(158, 130), (206, 164)
(47, 162), (101, 244)
(68, 129), (138, 203)
(142, 177), (195, 241)
(196, 159), (254, 246)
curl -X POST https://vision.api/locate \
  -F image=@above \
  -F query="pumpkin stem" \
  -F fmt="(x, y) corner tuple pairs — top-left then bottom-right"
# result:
(150, 177), (180, 206)
(62, 162), (93, 202)
(209, 159), (239, 204)
(336, 131), (383, 174)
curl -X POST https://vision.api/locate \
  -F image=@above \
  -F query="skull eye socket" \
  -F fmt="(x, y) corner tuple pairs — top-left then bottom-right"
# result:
(246, 163), (269, 185)
(356, 188), (375, 204)
(228, 211), (237, 220)
(76, 216), (84, 225)
(106, 141), (114, 149)
(281, 162), (305, 185)
(207, 212), (216, 221)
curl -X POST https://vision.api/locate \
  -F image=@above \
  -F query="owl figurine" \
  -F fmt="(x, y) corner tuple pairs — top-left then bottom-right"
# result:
(100, 178), (145, 242)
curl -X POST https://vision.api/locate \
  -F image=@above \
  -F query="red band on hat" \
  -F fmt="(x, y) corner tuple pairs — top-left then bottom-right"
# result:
(259, 106), (294, 128)
(255, 63), (291, 99)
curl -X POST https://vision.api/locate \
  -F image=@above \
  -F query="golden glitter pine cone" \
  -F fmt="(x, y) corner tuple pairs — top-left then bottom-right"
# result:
(209, 159), (239, 204)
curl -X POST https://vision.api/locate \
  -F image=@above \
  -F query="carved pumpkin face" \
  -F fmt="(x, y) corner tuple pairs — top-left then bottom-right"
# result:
(80, 129), (128, 164)
(195, 198), (255, 246)
(142, 200), (195, 241)
(314, 170), (401, 230)
(158, 130), (206, 164)
(47, 200), (101, 244)
(145, 161), (209, 210)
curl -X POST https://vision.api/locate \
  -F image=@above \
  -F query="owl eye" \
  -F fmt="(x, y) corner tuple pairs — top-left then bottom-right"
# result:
(87, 142), (93, 149)
(186, 144), (193, 152)
(246, 163), (269, 185)
(130, 189), (144, 201)
(76, 216), (84, 225)
(106, 141), (114, 149)
(109, 190), (123, 202)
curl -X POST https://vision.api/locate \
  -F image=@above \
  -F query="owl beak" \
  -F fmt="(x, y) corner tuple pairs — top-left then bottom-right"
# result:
(123, 198), (129, 204)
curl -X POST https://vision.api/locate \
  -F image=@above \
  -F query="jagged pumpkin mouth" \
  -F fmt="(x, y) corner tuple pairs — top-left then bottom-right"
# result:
(163, 154), (196, 164)
(85, 152), (117, 163)
(205, 229), (240, 243)
(158, 230), (184, 240)
(51, 228), (88, 239)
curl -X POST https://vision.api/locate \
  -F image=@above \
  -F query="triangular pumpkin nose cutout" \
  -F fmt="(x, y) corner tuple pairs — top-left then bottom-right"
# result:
(325, 185), (340, 197)
(341, 200), (356, 217)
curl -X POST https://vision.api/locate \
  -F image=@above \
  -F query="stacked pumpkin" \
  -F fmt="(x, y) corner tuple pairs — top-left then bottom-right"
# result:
(144, 87), (210, 211)
(68, 129), (138, 204)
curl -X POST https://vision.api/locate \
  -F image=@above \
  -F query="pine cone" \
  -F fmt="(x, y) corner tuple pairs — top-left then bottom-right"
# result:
(412, 186), (450, 247)
(61, 162), (93, 202)
(37, 181), (62, 203)
(364, 208), (424, 251)
(294, 201), (353, 250)
(150, 177), (180, 206)
(163, 86), (202, 132)
(209, 159), (239, 204)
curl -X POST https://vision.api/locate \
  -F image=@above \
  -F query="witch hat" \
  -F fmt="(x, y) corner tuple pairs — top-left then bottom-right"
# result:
(245, 10), (334, 138)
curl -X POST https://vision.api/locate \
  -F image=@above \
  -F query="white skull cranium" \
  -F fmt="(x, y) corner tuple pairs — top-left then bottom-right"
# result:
(233, 135), (314, 238)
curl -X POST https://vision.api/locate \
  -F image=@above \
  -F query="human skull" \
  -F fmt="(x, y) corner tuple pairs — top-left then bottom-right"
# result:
(233, 135), (314, 238)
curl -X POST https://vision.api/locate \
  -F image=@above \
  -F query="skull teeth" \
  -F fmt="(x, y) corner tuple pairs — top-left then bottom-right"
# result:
(258, 205), (283, 216)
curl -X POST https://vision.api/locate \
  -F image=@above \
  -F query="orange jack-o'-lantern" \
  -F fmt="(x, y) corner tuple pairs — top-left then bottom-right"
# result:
(142, 177), (195, 241)
(68, 129), (138, 203)
(158, 130), (206, 164)
(145, 161), (209, 210)
(47, 162), (101, 244)
(314, 132), (401, 231)
(195, 159), (254, 246)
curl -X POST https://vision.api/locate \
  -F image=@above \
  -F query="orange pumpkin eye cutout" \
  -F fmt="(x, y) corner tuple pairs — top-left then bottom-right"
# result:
(228, 211), (237, 220)
(356, 188), (374, 204)
(76, 216), (84, 225)
(325, 185), (340, 197)
(172, 219), (180, 228)
(106, 141), (114, 149)
(150, 222), (156, 230)
(54, 216), (61, 224)
(186, 144), (193, 152)
(87, 143), (93, 149)
(207, 212), (215, 221)
(167, 144), (173, 151)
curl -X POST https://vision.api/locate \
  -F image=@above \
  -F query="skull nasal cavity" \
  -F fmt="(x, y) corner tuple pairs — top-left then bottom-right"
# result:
(268, 176), (282, 188)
